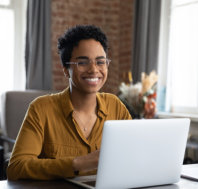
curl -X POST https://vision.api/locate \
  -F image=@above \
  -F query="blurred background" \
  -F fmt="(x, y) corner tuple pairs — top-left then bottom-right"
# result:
(1, 0), (198, 169)
(1, 0), (198, 118)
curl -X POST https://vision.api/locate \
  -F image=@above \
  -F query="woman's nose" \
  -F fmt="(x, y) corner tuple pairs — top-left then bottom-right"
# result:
(87, 61), (99, 72)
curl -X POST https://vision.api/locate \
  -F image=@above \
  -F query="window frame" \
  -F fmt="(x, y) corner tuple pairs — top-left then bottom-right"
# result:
(0, 0), (27, 93)
(157, 0), (198, 115)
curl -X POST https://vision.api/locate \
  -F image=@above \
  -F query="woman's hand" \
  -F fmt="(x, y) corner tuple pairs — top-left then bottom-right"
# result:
(72, 150), (100, 173)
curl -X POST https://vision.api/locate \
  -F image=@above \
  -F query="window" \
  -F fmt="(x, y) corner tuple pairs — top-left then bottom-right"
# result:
(157, 0), (198, 115)
(0, 0), (27, 94)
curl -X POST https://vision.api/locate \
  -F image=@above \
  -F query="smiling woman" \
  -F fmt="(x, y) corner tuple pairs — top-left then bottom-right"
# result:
(0, 0), (27, 94)
(7, 25), (132, 181)
(63, 39), (108, 95)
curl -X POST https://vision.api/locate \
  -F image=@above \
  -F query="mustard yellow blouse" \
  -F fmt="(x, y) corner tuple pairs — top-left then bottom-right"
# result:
(7, 88), (132, 180)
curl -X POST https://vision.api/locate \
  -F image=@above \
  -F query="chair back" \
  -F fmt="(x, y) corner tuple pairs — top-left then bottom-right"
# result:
(0, 90), (53, 152)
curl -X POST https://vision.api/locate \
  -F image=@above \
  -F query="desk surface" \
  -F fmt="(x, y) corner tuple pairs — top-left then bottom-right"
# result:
(0, 178), (198, 189)
(0, 180), (80, 189)
(1, 165), (198, 189)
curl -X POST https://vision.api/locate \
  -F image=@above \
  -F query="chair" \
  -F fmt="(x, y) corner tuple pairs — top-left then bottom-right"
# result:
(184, 135), (198, 164)
(0, 145), (4, 179)
(0, 90), (54, 179)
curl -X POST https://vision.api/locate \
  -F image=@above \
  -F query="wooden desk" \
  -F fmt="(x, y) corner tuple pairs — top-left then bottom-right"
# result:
(0, 178), (197, 189)
(1, 165), (198, 189)
(0, 180), (80, 189)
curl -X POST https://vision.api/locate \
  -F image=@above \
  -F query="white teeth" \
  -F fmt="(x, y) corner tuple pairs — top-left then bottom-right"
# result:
(85, 78), (99, 82)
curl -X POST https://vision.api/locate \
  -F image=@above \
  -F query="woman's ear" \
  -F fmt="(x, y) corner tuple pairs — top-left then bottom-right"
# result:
(63, 67), (69, 78)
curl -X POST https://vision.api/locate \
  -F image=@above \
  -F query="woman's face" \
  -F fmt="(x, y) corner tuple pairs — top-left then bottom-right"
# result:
(64, 39), (108, 95)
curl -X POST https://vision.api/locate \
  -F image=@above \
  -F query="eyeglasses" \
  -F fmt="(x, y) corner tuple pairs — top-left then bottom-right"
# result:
(65, 58), (111, 72)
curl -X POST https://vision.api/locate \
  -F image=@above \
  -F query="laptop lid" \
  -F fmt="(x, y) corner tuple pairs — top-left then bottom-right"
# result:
(96, 118), (190, 189)
(67, 118), (190, 189)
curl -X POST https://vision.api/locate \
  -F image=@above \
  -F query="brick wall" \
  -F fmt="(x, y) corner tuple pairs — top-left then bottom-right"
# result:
(51, 0), (134, 94)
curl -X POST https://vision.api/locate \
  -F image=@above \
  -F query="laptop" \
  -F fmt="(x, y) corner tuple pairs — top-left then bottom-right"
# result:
(66, 118), (190, 189)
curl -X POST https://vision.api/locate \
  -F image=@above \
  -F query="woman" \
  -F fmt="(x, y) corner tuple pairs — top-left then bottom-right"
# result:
(7, 25), (132, 180)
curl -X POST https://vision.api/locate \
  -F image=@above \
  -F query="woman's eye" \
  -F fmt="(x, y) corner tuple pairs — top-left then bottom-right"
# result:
(78, 61), (88, 66)
(97, 61), (105, 65)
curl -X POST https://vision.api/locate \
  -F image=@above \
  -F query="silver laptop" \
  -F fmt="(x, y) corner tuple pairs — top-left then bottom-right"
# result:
(67, 118), (190, 189)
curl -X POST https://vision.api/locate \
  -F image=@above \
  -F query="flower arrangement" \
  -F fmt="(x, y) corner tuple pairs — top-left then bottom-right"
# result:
(119, 71), (158, 119)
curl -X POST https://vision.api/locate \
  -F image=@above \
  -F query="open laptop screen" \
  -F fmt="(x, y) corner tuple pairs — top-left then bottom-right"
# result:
(67, 118), (190, 189)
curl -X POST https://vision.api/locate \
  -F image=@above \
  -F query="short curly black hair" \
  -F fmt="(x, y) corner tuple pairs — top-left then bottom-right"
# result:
(58, 25), (108, 68)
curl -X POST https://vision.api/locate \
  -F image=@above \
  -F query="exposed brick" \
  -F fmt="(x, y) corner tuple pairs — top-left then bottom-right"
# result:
(51, 0), (135, 94)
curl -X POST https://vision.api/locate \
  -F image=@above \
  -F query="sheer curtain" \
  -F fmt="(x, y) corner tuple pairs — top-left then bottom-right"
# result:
(25, 0), (52, 90)
(132, 0), (161, 83)
(0, 0), (27, 94)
